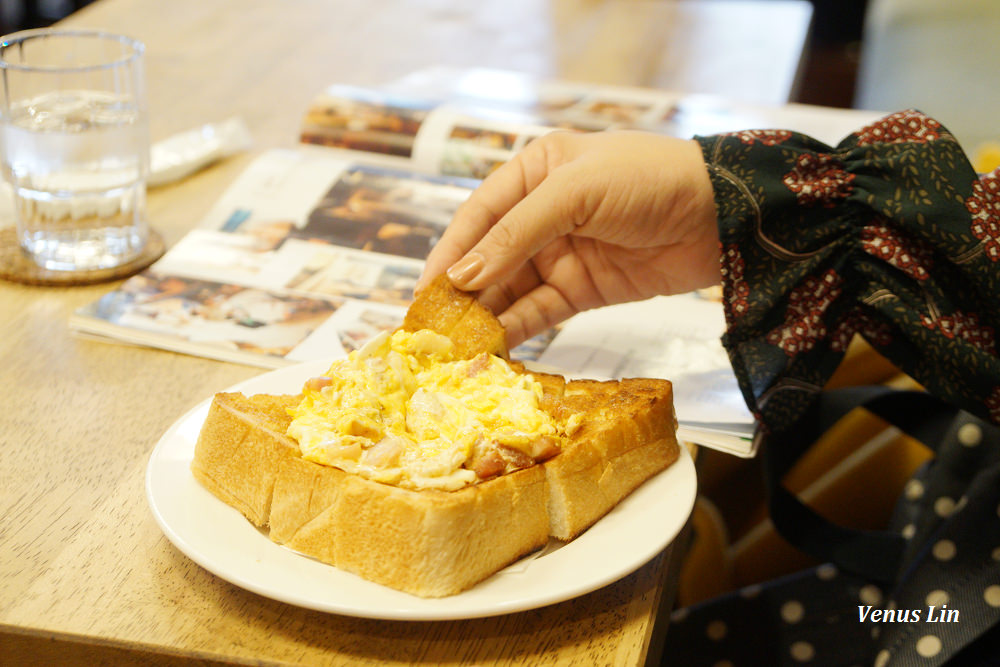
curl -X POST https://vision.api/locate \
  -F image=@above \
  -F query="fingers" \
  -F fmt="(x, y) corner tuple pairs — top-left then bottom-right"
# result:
(446, 164), (588, 292)
(497, 282), (579, 348)
(414, 131), (721, 347)
(420, 132), (586, 291)
(476, 259), (543, 316)
(419, 137), (552, 289)
(482, 248), (600, 347)
(419, 175), (521, 288)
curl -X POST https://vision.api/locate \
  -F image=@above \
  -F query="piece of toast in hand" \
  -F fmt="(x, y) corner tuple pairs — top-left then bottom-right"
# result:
(191, 275), (679, 597)
(401, 274), (508, 359)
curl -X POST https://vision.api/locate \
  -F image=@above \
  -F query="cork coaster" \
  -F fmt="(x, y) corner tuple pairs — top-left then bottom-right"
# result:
(0, 226), (165, 286)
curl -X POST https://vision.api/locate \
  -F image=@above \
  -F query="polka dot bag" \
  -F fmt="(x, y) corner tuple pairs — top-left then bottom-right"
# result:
(664, 387), (1000, 666)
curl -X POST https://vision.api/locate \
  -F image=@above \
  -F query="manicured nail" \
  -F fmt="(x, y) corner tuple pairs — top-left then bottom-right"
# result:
(447, 252), (485, 287)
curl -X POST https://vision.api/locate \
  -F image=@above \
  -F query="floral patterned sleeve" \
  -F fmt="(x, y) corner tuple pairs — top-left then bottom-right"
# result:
(695, 111), (1000, 433)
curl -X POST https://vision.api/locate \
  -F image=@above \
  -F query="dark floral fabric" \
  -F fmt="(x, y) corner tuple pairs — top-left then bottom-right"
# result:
(666, 112), (1000, 666)
(696, 111), (1000, 434)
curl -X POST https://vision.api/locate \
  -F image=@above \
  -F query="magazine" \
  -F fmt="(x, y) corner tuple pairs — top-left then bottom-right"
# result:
(297, 66), (882, 180)
(72, 150), (487, 366)
(72, 68), (885, 456)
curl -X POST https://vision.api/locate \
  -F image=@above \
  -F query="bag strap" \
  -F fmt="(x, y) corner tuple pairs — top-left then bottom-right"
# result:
(761, 386), (974, 585)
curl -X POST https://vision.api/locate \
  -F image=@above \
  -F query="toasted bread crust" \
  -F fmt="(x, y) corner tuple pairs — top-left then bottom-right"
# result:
(190, 392), (301, 527)
(402, 274), (507, 359)
(190, 275), (679, 597)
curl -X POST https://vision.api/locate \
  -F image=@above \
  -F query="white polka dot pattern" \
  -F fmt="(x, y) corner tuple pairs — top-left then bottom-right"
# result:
(925, 589), (949, 607)
(706, 620), (727, 641)
(915, 634), (942, 658)
(932, 539), (957, 561)
(933, 496), (955, 517)
(781, 600), (804, 624)
(789, 640), (815, 662)
(815, 564), (837, 580)
(957, 422), (982, 446)
(859, 585), (882, 606)
(659, 383), (1000, 664)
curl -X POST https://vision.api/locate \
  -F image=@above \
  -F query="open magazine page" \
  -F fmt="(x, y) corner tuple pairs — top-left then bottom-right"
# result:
(299, 86), (434, 166)
(537, 291), (758, 457)
(71, 150), (480, 367)
(300, 71), (683, 179)
(386, 66), (886, 149)
(300, 67), (884, 180)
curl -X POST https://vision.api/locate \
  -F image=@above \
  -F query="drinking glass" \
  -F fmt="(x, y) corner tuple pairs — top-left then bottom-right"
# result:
(0, 29), (149, 272)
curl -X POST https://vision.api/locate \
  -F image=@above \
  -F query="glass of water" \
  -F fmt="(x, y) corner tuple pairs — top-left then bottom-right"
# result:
(0, 29), (149, 273)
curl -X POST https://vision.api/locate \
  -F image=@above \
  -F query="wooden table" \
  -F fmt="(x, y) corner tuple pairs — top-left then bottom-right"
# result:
(0, 0), (811, 664)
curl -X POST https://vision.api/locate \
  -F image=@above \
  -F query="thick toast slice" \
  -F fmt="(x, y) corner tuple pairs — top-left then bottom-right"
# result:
(533, 373), (679, 540)
(190, 392), (300, 527)
(191, 275), (679, 597)
(193, 390), (551, 597)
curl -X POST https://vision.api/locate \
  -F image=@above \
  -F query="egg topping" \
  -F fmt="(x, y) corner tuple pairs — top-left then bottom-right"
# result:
(286, 329), (564, 491)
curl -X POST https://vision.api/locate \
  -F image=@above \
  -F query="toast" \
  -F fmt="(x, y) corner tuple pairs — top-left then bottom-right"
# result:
(191, 276), (679, 597)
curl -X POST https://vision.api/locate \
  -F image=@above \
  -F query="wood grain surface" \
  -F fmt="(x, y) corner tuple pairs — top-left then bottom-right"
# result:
(0, 0), (807, 663)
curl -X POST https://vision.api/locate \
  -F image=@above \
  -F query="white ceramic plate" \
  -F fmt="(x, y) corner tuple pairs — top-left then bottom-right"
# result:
(145, 360), (697, 621)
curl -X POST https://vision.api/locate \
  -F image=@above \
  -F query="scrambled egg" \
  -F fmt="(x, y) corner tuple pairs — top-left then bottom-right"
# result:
(286, 329), (563, 491)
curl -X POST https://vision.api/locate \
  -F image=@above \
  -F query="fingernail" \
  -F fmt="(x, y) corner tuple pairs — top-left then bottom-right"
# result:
(447, 252), (485, 287)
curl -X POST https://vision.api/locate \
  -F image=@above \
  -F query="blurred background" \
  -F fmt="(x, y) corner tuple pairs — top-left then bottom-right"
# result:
(0, 0), (870, 109)
(2, 0), (997, 158)
(795, 0), (868, 108)
(0, 0), (93, 34)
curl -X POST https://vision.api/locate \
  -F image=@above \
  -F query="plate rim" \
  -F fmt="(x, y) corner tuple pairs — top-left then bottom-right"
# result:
(145, 359), (697, 620)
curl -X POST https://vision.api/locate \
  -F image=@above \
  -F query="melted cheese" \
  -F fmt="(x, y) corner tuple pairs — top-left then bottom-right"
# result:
(286, 329), (562, 491)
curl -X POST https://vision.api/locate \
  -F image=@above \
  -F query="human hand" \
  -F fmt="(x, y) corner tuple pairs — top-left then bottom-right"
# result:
(419, 130), (721, 347)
